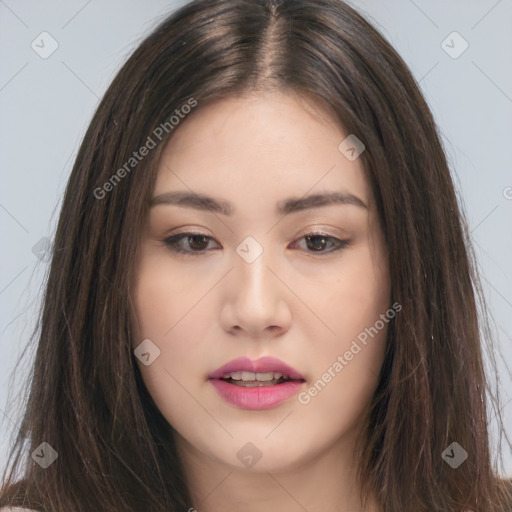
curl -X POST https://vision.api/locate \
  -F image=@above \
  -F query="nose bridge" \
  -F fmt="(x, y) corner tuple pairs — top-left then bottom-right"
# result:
(234, 236), (275, 306)
(223, 235), (291, 335)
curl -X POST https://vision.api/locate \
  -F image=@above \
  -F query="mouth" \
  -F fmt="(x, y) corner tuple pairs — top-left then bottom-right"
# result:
(219, 371), (300, 387)
(209, 356), (304, 382)
(208, 356), (305, 410)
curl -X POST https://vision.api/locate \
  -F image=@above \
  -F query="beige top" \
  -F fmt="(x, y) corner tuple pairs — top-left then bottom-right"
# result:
(0, 508), (36, 512)
(0, 507), (476, 512)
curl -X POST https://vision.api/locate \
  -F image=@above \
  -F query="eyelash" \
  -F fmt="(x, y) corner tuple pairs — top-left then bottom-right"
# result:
(162, 231), (350, 256)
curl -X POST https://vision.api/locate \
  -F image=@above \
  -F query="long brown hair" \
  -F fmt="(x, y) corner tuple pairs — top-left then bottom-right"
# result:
(1, 0), (511, 510)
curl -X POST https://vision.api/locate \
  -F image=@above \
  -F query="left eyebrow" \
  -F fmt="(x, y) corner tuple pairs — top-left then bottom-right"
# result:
(276, 191), (367, 215)
(149, 190), (368, 216)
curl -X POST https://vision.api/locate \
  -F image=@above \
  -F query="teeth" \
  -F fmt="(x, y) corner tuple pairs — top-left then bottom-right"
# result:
(222, 371), (287, 382)
(255, 372), (274, 381)
(232, 380), (278, 387)
(241, 371), (254, 381)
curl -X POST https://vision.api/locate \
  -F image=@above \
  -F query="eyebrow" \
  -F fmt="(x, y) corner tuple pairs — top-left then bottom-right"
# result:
(149, 190), (367, 216)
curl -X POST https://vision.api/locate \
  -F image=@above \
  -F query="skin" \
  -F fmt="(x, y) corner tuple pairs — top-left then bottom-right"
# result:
(132, 91), (390, 512)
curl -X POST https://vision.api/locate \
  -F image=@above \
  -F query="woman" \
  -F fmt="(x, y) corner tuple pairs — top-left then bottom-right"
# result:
(1, 0), (511, 510)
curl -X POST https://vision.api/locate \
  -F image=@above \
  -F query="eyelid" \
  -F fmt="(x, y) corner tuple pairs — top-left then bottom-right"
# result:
(162, 231), (220, 255)
(162, 229), (350, 256)
(289, 231), (350, 254)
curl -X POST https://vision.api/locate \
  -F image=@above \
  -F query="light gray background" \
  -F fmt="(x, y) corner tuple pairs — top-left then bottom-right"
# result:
(1, 0), (511, 476)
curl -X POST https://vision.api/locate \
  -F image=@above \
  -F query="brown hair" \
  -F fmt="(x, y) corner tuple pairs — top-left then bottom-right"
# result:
(1, 0), (511, 510)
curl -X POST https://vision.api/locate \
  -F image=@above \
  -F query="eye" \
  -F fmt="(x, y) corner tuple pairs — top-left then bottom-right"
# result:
(290, 232), (350, 254)
(163, 232), (220, 255)
(162, 231), (350, 256)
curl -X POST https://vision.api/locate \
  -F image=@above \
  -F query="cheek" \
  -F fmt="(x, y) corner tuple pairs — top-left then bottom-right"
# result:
(132, 264), (175, 341)
(131, 251), (217, 427)
(133, 256), (198, 361)
(300, 241), (390, 409)
(132, 247), (211, 340)
(306, 243), (390, 346)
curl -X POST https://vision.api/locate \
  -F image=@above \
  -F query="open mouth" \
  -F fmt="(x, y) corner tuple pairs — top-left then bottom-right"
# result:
(220, 371), (300, 387)
(209, 358), (305, 409)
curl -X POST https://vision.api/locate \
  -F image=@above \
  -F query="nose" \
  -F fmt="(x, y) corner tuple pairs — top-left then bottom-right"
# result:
(220, 248), (292, 338)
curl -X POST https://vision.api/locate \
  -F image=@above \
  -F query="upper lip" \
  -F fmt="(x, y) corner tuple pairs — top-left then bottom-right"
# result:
(209, 356), (304, 380)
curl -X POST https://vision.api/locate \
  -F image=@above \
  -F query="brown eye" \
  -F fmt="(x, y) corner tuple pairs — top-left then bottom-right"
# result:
(292, 233), (350, 254)
(163, 233), (219, 255)
(187, 235), (210, 251)
(163, 231), (349, 256)
(305, 234), (330, 251)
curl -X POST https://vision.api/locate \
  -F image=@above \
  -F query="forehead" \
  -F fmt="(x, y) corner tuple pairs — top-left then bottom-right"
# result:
(154, 92), (371, 215)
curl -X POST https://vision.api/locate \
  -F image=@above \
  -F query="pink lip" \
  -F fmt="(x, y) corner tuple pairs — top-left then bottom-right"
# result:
(208, 356), (305, 410)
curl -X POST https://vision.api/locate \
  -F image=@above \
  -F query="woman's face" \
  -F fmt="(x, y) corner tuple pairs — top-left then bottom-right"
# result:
(132, 91), (391, 473)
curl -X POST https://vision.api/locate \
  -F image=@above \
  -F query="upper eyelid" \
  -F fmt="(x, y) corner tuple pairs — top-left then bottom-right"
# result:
(165, 229), (343, 243)
(163, 231), (348, 254)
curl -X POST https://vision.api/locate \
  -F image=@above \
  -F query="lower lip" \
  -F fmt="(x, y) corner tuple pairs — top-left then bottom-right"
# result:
(209, 379), (304, 410)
